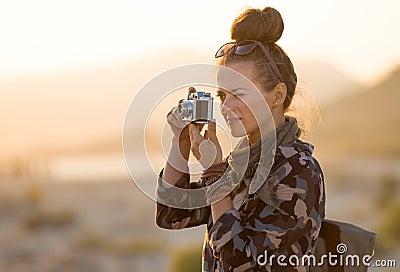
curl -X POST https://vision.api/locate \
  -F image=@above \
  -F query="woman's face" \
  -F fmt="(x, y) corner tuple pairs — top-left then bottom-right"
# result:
(216, 61), (276, 142)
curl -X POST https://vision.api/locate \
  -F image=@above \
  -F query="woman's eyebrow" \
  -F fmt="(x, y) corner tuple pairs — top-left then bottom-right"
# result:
(216, 87), (245, 94)
(231, 88), (246, 92)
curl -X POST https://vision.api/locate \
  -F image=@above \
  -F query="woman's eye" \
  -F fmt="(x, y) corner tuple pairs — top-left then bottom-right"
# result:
(216, 91), (244, 101)
(232, 92), (247, 98)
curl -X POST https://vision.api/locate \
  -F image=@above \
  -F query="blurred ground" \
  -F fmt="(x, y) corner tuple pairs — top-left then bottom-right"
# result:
(0, 177), (205, 272)
(1, 158), (399, 272)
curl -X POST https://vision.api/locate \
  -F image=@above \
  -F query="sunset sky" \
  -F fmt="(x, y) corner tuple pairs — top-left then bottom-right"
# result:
(1, 0), (399, 84)
(1, 0), (400, 160)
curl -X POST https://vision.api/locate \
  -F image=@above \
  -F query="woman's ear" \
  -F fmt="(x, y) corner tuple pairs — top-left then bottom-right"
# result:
(273, 83), (287, 105)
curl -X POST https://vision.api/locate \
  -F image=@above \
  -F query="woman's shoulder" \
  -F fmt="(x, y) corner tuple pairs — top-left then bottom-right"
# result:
(276, 139), (315, 159)
(255, 139), (325, 213)
(274, 139), (322, 177)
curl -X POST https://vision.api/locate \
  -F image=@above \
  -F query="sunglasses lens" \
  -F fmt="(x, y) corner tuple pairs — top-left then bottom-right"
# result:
(215, 40), (283, 81)
(235, 43), (257, 55)
(215, 43), (235, 58)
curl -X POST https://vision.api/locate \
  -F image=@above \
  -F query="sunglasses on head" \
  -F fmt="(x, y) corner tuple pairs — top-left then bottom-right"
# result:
(215, 40), (283, 82)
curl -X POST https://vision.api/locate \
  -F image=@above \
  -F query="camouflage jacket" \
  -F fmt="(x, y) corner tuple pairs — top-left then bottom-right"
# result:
(156, 140), (326, 272)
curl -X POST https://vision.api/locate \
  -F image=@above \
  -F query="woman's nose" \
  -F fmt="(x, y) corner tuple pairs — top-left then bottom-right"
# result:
(221, 100), (232, 114)
(220, 96), (235, 114)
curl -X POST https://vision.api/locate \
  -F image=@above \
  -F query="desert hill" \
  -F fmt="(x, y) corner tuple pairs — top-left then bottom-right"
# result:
(311, 65), (400, 156)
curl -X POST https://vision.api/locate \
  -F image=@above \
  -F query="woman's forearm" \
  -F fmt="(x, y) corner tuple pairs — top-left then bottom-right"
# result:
(162, 137), (191, 185)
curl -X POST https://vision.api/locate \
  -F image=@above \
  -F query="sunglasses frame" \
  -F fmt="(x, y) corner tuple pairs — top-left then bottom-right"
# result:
(215, 40), (283, 82)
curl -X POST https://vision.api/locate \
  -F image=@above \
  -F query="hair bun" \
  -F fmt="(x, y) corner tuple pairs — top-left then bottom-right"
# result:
(231, 7), (284, 43)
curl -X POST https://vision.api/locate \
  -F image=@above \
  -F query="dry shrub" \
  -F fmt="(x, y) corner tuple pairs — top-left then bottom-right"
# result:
(75, 232), (164, 255)
(23, 209), (76, 230)
(170, 244), (202, 272)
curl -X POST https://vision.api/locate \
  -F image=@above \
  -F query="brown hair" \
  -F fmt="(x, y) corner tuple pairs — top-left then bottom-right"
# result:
(219, 7), (318, 137)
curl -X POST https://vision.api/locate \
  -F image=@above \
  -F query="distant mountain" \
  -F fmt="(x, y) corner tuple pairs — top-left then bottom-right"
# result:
(310, 65), (400, 156)
(0, 50), (382, 159)
(0, 49), (210, 159)
(296, 60), (364, 105)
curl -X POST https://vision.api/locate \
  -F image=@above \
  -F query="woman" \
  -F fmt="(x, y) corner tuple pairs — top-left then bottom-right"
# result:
(156, 7), (325, 272)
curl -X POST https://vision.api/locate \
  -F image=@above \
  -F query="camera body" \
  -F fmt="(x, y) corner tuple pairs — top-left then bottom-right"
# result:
(178, 91), (213, 124)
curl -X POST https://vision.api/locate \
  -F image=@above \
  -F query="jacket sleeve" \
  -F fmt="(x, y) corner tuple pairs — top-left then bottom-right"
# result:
(207, 155), (325, 271)
(155, 168), (211, 229)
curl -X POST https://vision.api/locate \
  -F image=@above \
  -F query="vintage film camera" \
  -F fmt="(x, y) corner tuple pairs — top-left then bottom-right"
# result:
(178, 87), (213, 124)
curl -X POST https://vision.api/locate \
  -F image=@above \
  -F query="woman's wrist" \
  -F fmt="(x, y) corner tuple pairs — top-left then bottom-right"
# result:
(201, 160), (228, 186)
(171, 136), (190, 159)
(205, 169), (233, 206)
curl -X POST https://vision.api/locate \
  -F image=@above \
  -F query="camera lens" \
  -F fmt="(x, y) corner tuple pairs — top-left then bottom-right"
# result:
(178, 101), (193, 119)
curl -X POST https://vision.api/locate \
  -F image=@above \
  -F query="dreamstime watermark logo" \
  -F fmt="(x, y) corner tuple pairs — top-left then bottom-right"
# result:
(122, 64), (276, 209)
(336, 243), (347, 254)
(257, 243), (397, 268)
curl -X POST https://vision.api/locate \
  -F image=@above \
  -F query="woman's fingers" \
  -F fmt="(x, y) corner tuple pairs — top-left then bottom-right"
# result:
(188, 123), (202, 144)
(188, 121), (223, 166)
(188, 123), (202, 159)
(166, 107), (188, 141)
(207, 120), (223, 164)
(207, 120), (218, 143)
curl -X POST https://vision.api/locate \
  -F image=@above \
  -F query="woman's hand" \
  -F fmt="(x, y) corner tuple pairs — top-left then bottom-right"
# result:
(166, 107), (189, 143)
(188, 120), (223, 169)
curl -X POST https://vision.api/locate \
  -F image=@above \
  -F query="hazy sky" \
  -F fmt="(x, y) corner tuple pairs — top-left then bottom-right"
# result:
(0, 0), (399, 84)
